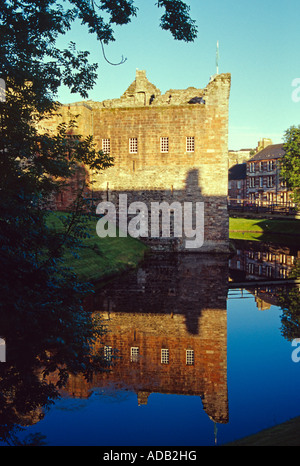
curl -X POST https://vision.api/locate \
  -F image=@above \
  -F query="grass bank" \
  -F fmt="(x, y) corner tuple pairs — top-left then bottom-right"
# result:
(47, 212), (148, 283)
(229, 217), (300, 243)
(225, 415), (300, 446)
(46, 214), (300, 283)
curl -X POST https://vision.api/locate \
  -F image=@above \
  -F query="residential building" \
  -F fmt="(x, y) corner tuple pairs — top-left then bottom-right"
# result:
(246, 143), (293, 206)
(228, 163), (247, 205)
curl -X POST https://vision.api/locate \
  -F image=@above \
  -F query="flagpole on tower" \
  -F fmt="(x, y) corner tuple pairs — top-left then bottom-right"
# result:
(216, 40), (219, 74)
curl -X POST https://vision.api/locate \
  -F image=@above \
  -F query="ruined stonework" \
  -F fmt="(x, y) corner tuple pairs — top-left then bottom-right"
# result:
(42, 70), (231, 253)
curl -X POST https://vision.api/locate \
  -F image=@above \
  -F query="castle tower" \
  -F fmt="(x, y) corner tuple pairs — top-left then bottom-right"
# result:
(41, 70), (231, 253)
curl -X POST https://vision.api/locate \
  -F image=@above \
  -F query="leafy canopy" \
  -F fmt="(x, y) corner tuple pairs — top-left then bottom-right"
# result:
(281, 125), (300, 205)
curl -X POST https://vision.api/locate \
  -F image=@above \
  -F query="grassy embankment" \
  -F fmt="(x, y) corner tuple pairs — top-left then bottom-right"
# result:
(225, 415), (300, 446)
(229, 217), (300, 243)
(47, 213), (300, 283)
(46, 212), (148, 283)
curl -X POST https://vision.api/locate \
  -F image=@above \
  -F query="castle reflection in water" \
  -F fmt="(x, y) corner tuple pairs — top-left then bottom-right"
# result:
(67, 253), (229, 426)
(63, 239), (300, 428)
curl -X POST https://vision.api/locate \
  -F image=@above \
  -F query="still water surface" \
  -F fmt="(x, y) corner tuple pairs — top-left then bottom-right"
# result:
(1, 239), (300, 446)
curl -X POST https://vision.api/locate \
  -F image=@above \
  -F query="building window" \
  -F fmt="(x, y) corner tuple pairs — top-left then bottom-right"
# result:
(161, 348), (169, 364)
(259, 176), (263, 188)
(186, 349), (194, 365)
(249, 162), (255, 173)
(249, 177), (255, 188)
(160, 137), (169, 153)
(266, 266), (273, 278)
(104, 345), (113, 362)
(267, 176), (273, 187)
(131, 347), (139, 362)
(102, 138), (110, 154)
(186, 136), (195, 152)
(129, 137), (138, 154)
(280, 267), (288, 279)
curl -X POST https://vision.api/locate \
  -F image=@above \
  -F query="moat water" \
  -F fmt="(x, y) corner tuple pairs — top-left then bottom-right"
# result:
(1, 238), (300, 446)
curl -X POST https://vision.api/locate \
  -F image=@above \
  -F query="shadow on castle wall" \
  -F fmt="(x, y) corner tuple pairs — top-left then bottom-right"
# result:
(54, 166), (230, 254)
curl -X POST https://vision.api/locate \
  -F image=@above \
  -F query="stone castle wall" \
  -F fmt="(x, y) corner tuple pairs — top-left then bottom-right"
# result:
(41, 70), (231, 253)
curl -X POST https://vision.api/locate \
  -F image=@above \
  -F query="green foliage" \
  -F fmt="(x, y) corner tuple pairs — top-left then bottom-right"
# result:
(281, 125), (300, 205)
(277, 261), (300, 342)
(156, 0), (197, 42)
(279, 285), (300, 342)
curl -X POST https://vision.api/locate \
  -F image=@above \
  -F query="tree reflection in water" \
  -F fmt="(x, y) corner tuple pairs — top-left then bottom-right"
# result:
(0, 273), (108, 446)
(278, 261), (300, 342)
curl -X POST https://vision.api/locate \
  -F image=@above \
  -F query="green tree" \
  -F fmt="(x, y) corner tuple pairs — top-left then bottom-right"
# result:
(278, 260), (300, 342)
(281, 125), (300, 205)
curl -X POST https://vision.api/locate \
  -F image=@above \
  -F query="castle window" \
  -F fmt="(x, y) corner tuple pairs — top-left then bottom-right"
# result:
(161, 348), (169, 364)
(186, 136), (195, 152)
(129, 137), (138, 154)
(0, 338), (5, 362)
(102, 138), (110, 154)
(160, 137), (169, 153)
(131, 346), (139, 362)
(186, 349), (194, 365)
(104, 345), (113, 362)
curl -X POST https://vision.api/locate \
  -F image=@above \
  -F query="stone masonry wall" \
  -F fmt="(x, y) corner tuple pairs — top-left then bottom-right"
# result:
(41, 70), (231, 253)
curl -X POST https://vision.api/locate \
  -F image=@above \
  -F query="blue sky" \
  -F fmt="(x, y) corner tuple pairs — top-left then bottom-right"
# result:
(57, 0), (300, 150)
